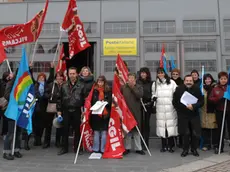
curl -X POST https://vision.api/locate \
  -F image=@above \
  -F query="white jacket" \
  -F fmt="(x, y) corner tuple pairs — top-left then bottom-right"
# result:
(152, 78), (178, 138)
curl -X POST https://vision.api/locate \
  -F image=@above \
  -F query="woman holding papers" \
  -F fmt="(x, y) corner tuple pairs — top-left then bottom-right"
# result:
(90, 76), (112, 153)
(200, 74), (217, 151)
(152, 67), (178, 153)
(209, 72), (230, 154)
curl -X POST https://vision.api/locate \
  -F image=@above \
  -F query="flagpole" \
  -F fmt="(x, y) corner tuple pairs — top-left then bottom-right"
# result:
(74, 122), (85, 164)
(11, 120), (17, 155)
(5, 59), (12, 74)
(135, 126), (152, 156)
(31, 39), (39, 63)
(52, 27), (63, 63)
(218, 98), (227, 154)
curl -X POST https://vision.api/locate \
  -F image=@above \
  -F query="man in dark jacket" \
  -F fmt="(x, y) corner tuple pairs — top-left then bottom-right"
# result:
(57, 67), (85, 155)
(173, 75), (204, 157)
(121, 73), (145, 155)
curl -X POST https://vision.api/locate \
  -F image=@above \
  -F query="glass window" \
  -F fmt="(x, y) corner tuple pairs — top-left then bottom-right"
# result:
(184, 41), (216, 52)
(33, 62), (51, 73)
(224, 19), (230, 32)
(104, 60), (116, 72)
(41, 23), (60, 35)
(183, 20), (216, 33)
(225, 39), (230, 52)
(104, 22), (136, 34)
(83, 22), (97, 34)
(185, 60), (216, 72)
(31, 43), (59, 54)
(5, 45), (22, 55)
(143, 21), (176, 34)
(145, 42), (176, 53)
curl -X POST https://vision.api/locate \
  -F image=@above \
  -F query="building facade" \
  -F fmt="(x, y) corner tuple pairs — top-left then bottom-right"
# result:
(0, 0), (230, 80)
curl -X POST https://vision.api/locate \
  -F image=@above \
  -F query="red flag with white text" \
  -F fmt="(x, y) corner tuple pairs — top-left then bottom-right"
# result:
(102, 104), (125, 159)
(0, 44), (6, 64)
(0, 0), (49, 47)
(116, 54), (129, 84)
(62, 0), (91, 59)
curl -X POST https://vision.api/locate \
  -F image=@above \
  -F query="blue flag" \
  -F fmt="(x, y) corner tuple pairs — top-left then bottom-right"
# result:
(163, 56), (168, 74)
(170, 56), (176, 70)
(224, 69), (230, 100)
(5, 48), (36, 134)
(200, 66), (205, 95)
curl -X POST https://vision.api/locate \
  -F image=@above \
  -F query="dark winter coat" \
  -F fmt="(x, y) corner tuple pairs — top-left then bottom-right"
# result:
(171, 77), (183, 86)
(44, 81), (63, 104)
(90, 88), (112, 131)
(32, 68), (54, 112)
(209, 84), (230, 112)
(79, 75), (94, 100)
(121, 83), (143, 128)
(57, 79), (85, 112)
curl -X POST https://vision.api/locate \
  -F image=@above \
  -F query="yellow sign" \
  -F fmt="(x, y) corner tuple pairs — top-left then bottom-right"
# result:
(103, 38), (137, 56)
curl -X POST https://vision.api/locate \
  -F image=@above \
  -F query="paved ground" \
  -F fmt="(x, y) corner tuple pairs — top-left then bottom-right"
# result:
(0, 138), (229, 172)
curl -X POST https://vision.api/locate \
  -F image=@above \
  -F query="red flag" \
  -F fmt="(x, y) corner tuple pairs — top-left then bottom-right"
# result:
(115, 54), (129, 85)
(56, 45), (66, 73)
(0, 0), (49, 47)
(0, 44), (6, 64)
(62, 0), (91, 59)
(102, 105), (125, 159)
(160, 44), (165, 68)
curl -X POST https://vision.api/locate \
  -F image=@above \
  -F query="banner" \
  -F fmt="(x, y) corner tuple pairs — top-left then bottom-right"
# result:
(0, 0), (49, 47)
(62, 0), (90, 59)
(103, 38), (137, 56)
(80, 121), (93, 152)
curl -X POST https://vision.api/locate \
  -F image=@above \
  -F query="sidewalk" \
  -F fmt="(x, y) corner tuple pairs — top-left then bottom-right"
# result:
(159, 153), (230, 172)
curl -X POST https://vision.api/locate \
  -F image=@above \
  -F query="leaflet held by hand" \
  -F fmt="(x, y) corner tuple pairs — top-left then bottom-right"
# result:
(180, 91), (198, 106)
(90, 101), (108, 114)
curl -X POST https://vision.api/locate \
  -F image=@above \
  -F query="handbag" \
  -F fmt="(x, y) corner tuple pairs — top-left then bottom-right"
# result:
(0, 97), (8, 110)
(46, 82), (57, 113)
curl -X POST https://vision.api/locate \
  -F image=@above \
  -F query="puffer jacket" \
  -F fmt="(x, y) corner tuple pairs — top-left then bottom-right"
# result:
(57, 79), (84, 112)
(152, 78), (178, 138)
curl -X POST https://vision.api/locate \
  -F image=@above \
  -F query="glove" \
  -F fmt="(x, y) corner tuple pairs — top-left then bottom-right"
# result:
(57, 115), (63, 123)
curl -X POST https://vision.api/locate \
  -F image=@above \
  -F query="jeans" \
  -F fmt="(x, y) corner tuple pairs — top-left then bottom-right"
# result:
(3, 119), (21, 153)
(92, 130), (107, 153)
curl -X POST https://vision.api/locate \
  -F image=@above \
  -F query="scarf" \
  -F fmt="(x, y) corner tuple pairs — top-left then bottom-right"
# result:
(38, 81), (45, 96)
(96, 87), (108, 117)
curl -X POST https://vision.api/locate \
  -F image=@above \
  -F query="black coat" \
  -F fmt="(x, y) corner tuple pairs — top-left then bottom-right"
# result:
(44, 82), (62, 104)
(89, 89), (112, 131)
(171, 77), (183, 86)
(79, 75), (94, 100)
(57, 80), (85, 112)
(137, 79), (153, 103)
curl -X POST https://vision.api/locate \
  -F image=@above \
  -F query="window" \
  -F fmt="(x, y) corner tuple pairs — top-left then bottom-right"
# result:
(225, 39), (230, 52)
(33, 62), (51, 73)
(145, 42), (176, 53)
(223, 19), (230, 32)
(226, 59), (230, 70)
(83, 22), (97, 34)
(184, 41), (216, 52)
(104, 22), (136, 34)
(185, 60), (216, 72)
(5, 46), (22, 55)
(41, 23), (60, 35)
(104, 60), (136, 73)
(143, 21), (176, 34)
(183, 20), (216, 33)
(31, 43), (59, 54)
(125, 60), (136, 73)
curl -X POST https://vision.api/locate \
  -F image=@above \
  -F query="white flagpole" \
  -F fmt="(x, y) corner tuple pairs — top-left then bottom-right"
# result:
(218, 99), (227, 154)
(135, 126), (152, 156)
(52, 27), (63, 63)
(11, 120), (17, 155)
(31, 39), (39, 63)
(5, 59), (12, 74)
(74, 123), (85, 164)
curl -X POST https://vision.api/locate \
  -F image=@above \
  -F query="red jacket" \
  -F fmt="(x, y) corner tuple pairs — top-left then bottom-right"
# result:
(209, 84), (230, 111)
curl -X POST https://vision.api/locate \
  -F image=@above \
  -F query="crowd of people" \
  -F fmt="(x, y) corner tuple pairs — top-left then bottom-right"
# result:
(0, 62), (230, 160)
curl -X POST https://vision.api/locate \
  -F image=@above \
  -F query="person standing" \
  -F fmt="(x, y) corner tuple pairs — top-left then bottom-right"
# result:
(43, 71), (65, 148)
(209, 72), (230, 154)
(57, 67), (85, 155)
(90, 76), (111, 153)
(200, 74), (217, 151)
(173, 75), (204, 157)
(191, 70), (201, 87)
(122, 73), (145, 155)
(152, 67), (178, 153)
(137, 67), (153, 148)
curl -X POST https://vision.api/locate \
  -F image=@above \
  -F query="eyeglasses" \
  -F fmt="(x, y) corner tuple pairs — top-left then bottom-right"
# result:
(172, 73), (179, 76)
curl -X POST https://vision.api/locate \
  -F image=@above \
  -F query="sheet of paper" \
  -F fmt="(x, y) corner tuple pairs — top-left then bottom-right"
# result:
(88, 152), (102, 159)
(180, 91), (198, 106)
(90, 101), (108, 114)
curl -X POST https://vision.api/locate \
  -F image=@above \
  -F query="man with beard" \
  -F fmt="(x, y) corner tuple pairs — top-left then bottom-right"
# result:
(173, 75), (204, 157)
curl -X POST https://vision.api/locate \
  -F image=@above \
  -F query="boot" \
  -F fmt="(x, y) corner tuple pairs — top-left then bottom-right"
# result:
(34, 136), (42, 146)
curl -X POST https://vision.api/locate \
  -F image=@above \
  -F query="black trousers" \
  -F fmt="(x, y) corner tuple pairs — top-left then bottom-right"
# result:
(181, 116), (201, 151)
(1, 114), (8, 135)
(141, 106), (152, 147)
(161, 129), (174, 149)
(213, 110), (230, 150)
(33, 110), (46, 141)
(202, 128), (217, 148)
(43, 113), (55, 144)
(62, 109), (81, 151)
